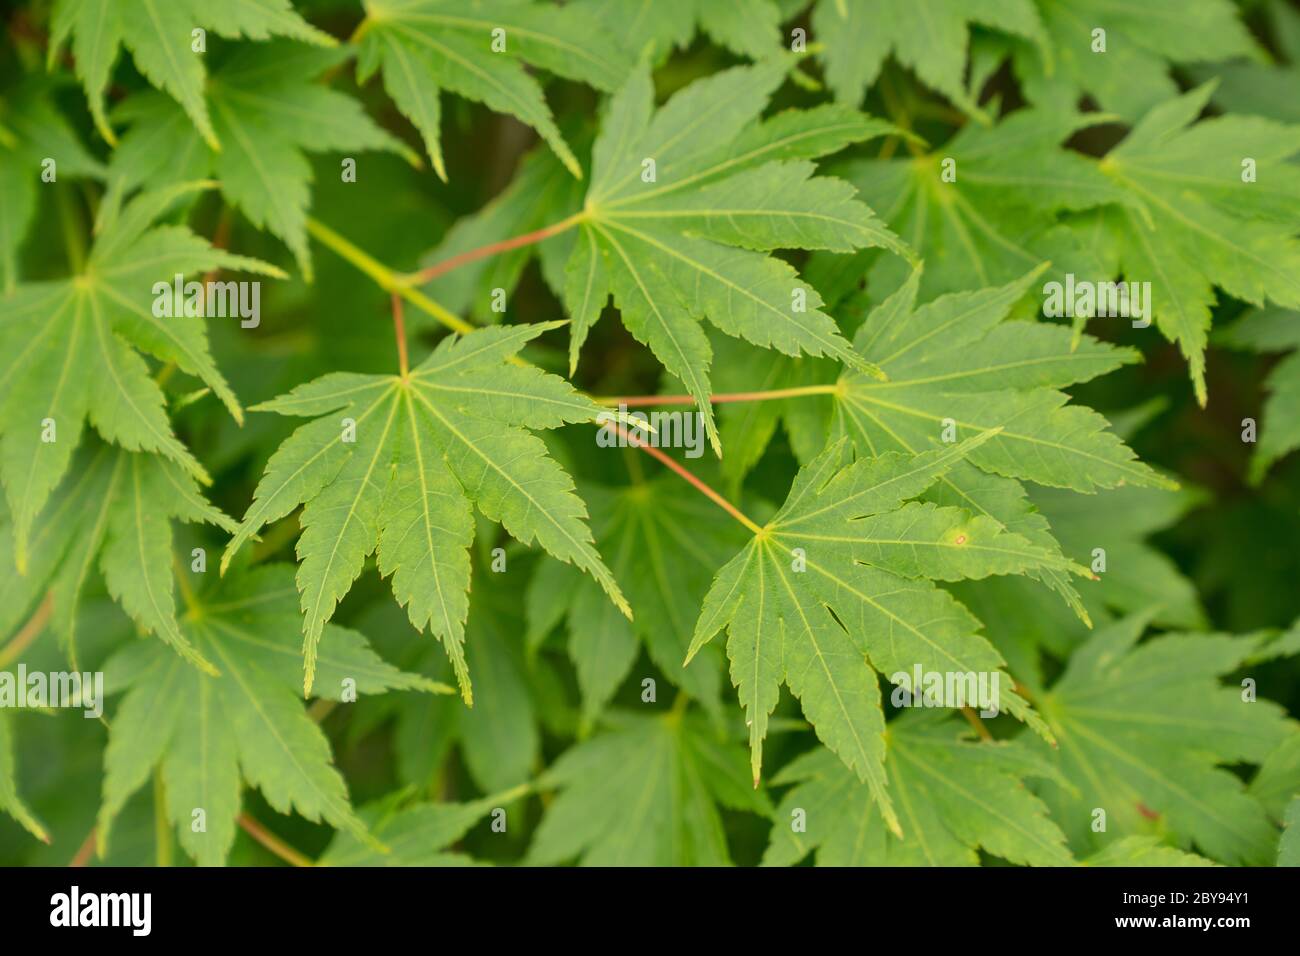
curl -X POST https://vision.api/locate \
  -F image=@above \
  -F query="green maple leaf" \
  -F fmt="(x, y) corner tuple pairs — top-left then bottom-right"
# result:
(839, 107), (1125, 303)
(808, 0), (1048, 118)
(528, 709), (771, 866)
(526, 471), (751, 722)
(0, 439), (239, 675)
(1083, 836), (1215, 867)
(1250, 727), (1300, 842)
(806, 266), (1167, 622)
(371, 560), (542, 795)
(0, 711), (47, 843)
(102, 42), (415, 279)
(844, 87), (1300, 406)
(1027, 480), (1206, 630)
(223, 322), (630, 699)
(49, 0), (336, 148)
(687, 431), (1071, 830)
(572, 0), (785, 62)
(568, 61), (909, 453)
(1249, 718), (1300, 867)
(321, 795), (508, 866)
(1197, 0), (1300, 125)
(98, 563), (444, 866)
(763, 712), (1073, 866)
(1030, 614), (1295, 865)
(0, 183), (281, 573)
(354, 0), (631, 181)
(1218, 307), (1300, 482)
(1012, 0), (1259, 121)
(1063, 84), (1300, 404)
(0, 84), (105, 292)
(951, 467), (1205, 690)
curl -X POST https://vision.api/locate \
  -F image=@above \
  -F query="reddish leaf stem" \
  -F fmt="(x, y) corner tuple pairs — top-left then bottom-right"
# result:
(0, 592), (52, 669)
(69, 827), (97, 866)
(391, 292), (409, 377)
(404, 213), (584, 285)
(597, 384), (840, 407)
(960, 706), (994, 741)
(612, 423), (763, 535)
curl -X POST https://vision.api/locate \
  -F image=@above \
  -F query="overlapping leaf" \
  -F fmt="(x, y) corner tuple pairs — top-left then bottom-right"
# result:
(839, 107), (1125, 303)
(1029, 615), (1294, 865)
(0, 184), (280, 572)
(49, 0), (335, 148)
(1012, 0), (1258, 121)
(567, 61), (910, 452)
(1197, 0), (1300, 124)
(0, 440), (238, 677)
(804, 267), (1169, 621)
(687, 431), (1070, 830)
(763, 711), (1073, 866)
(321, 795), (505, 866)
(1060, 84), (1300, 404)
(528, 710), (771, 866)
(223, 322), (629, 698)
(98, 563), (441, 866)
(1218, 307), (1300, 482)
(354, 0), (631, 180)
(0, 84), (105, 292)
(808, 0), (1048, 117)
(526, 472), (749, 721)
(573, 0), (786, 62)
(103, 42), (414, 277)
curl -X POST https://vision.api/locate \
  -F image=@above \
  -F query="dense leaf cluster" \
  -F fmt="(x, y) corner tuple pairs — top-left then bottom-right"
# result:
(1, 0), (1299, 869)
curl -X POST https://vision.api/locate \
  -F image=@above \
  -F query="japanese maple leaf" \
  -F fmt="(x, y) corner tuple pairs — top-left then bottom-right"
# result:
(1013, 0), (1259, 121)
(688, 431), (1070, 830)
(0, 84), (105, 292)
(763, 712), (1073, 866)
(102, 42), (415, 278)
(49, 0), (335, 147)
(566, 61), (909, 453)
(526, 471), (751, 722)
(572, 0), (785, 62)
(809, 0), (1049, 118)
(354, 0), (632, 180)
(807, 266), (1168, 620)
(528, 710), (771, 866)
(1077, 84), (1300, 405)
(98, 563), (444, 866)
(0, 442), (236, 674)
(0, 183), (280, 574)
(1029, 614), (1294, 865)
(222, 322), (629, 699)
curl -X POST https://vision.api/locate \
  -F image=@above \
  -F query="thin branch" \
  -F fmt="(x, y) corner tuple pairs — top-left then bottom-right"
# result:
(611, 423), (763, 535)
(69, 827), (97, 867)
(391, 292), (410, 377)
(237, 814), (314, 867)
(402, 212), (585, 286)
(305, 217), (475, 335)
(307, 698), (337, 723)
(597, 384), (840, 407)
(960, 706), (994, 741)
(0, 592), (53, 669)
